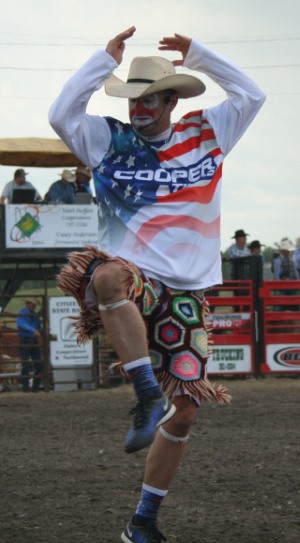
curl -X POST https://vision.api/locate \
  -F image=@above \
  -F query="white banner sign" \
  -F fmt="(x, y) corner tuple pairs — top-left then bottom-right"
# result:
(5, 204), (98, 248)
(266, 343), (300, 372)
(49, 297), (93, 368)
(207, 345), (252, 373)
(206, 312), (251, 330)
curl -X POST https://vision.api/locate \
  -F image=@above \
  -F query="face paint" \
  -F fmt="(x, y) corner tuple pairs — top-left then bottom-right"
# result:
(129, 93), (160, 110)
(129, 93), (161, 129)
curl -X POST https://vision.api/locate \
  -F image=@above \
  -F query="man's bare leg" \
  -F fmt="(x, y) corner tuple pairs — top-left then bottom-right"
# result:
(126, 396), (196, 538)
(93, 262), (149, 362)
(92, 262), (176, 453)
(144, 396), (197, 489)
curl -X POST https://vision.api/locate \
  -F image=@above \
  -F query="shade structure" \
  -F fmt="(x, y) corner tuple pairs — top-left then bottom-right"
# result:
(0, 138), (82, 168)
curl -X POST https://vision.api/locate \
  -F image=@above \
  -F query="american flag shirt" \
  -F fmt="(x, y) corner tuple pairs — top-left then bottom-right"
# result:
(94, 113), (222, 289)
(49, 39), (266, 290)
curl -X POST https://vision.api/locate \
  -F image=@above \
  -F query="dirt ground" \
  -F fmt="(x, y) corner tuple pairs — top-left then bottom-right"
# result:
(0, 376), (299, 543)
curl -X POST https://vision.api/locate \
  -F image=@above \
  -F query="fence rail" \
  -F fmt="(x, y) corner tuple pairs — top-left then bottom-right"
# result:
(1, 279), (300, 391)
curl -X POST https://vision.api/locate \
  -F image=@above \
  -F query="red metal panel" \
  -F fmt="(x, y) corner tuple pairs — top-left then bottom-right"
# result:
(259, 280), (300, 374)
(206, 280), (255, 375)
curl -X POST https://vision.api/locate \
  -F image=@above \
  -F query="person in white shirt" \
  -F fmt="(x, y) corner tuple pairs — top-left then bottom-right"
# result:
(0, 168), (41, 204)
(227, 229), (251, 259)
(49, 26), (265, 543)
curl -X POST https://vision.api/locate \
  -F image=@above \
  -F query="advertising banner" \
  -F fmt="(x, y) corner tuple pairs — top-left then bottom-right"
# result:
(206, 312), (251, 330)
(207, 345), (252, 374)
(49, 297), (93, 368)
(265, 344), (300, 372)
(5, 204), (98, 248)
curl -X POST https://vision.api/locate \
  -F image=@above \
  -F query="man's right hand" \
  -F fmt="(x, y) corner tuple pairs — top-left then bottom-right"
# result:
(106, 26), (136, 65)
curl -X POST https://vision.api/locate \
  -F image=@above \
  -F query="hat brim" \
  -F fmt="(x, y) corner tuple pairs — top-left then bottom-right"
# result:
(105, 73), (206, 99)
(76, 169), (92, 178)
(279, 244), (294, 251)
(60, 171), (76, 183)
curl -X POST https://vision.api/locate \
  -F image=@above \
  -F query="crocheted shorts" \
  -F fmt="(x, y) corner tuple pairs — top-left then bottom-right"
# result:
(57, 246), (230, 404)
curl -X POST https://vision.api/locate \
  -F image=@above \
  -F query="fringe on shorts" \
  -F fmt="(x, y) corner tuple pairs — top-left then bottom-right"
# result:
(57, 246), (231, 405)
(56, 246), (136, 345)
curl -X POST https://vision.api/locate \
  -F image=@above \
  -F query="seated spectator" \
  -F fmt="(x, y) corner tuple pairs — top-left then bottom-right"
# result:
(44, 169), (76, 204)
(248, 240), (265, 256)
(0, 168), (42, 204)
(74, 166), (93, 194)
(273, 240), (299, 280)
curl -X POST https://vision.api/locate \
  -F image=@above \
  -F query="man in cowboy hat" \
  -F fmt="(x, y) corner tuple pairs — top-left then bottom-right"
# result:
(49, 26), (265, 542)
(74, 165), (93, 194)
(226, 229), (251, 281)
(227, 229), (251, 259)
(273, 239), (299, 280)
(248, 239), (265, 256)
(44, 169), (76, 204)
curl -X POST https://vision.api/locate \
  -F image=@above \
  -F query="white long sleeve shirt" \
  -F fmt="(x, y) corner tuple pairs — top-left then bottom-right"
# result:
(49, 40), (265, 290)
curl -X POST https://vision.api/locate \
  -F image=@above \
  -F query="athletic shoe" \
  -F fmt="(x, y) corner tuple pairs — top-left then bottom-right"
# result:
(124, 393), (176, 453)
(121, 516), (166, 543)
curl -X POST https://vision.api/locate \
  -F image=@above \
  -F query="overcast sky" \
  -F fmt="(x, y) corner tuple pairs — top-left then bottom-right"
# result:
(1, 0), (299, 250)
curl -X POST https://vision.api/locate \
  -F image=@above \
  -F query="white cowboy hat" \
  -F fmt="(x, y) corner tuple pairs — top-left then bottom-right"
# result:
(105, 56), (206, 99)
(279, 240), (294, 251)
(25, 297), (38, 305)
(60, 169), (76, 183)
(76, 166), (92, 179)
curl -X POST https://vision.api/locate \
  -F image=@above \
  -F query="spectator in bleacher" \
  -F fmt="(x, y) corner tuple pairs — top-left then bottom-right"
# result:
(0, 168), (41, 204)
(16, 298), (43, 393)
(44, 169), (76, 204)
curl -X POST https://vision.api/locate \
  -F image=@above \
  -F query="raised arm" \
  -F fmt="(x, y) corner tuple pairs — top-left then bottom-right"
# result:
(159, 33), (192, 66)
(49, 27), (136, 169)
(159, 33), (266, 155)
(106, 26), (136, 64)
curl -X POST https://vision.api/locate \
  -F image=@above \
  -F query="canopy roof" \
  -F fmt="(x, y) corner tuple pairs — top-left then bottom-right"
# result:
(0, 138), (82, 168)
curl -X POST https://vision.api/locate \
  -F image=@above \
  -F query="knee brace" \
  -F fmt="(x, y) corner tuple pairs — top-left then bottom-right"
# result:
(159, 426), (189, 443)
(98, 299), (130, 311)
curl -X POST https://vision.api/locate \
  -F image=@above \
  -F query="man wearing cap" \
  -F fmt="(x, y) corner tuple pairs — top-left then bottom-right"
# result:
(16, 298), (43, 393)
(44, 169), (76, 204)
(49, 26), (265, 543)
(0, 168), (41, 204)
